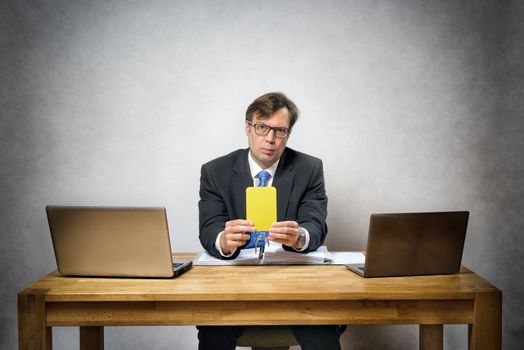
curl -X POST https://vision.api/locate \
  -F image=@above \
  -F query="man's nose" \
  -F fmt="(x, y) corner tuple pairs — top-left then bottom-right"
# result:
(264, 129), (276, 142)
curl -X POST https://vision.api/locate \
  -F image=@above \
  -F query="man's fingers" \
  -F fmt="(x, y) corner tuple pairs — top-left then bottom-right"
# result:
(269, 226), (298, 234)
(225, 220), (255, 234)
(225, 232), (250, 246)
(227, 232), (250, 241)
(268, 221), (299, 246)
(270, 221), (298, 228)
(225, 225), (255, 234)
(225, 219), (253, 228)
(268, 235), (294, 246)
(269, 232), (291, 239)
(221, 232), (251, 253)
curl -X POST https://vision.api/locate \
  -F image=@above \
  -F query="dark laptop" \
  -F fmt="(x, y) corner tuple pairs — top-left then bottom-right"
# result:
(46, 206), (192, 278)
(346, 211), (469, 278)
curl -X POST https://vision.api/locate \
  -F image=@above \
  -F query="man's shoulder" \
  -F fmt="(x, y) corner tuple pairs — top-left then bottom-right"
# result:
(283, 147), (323, 167)
(202, 148), (247, 169)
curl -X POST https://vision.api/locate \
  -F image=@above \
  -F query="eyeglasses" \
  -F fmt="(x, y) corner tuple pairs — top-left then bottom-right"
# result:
(247, 121), (291, 138)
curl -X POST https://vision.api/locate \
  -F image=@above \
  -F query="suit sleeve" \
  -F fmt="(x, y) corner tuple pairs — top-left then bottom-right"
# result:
(198, 164), (240, 260)
(284, 158), (328, 253)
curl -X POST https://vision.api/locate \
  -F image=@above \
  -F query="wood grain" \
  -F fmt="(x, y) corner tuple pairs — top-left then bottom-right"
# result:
(18, 253), (502, 350)
(25, 263), (493, 303)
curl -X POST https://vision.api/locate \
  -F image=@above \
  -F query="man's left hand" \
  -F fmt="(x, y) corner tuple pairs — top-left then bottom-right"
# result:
(268, 221), (299, 247)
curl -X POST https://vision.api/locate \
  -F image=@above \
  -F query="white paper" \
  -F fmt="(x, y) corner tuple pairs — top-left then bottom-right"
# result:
(331, 252), (366, 265)
(194, 245), (332, 265)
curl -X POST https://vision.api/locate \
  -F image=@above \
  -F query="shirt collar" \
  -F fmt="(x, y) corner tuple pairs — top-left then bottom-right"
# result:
(248, 151), (280, 185)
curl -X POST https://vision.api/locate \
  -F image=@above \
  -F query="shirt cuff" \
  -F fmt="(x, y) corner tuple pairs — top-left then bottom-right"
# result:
(292, 226), (310, 252)
(215, 231), (237, 257)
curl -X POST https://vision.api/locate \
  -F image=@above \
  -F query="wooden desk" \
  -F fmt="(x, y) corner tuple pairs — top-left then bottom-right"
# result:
(18, 254), (501, 350)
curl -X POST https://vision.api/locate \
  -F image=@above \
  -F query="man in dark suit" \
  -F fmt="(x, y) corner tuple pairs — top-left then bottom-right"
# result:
(197, 92), (341, 350)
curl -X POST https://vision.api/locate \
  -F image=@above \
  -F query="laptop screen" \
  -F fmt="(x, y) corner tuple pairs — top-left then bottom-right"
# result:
(47, 206), (175, 278)
(359, 211), (469, 277)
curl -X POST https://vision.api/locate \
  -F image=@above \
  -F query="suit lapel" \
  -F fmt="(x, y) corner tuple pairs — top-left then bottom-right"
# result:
(274, 149), (295, 221)
(231, 149), (253, 218)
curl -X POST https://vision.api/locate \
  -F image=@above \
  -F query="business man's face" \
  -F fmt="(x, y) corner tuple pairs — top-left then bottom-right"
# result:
(245, 107), (291, 169)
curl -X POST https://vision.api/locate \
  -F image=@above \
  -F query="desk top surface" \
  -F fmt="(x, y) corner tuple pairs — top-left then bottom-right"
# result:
(21, 253), (500, 302)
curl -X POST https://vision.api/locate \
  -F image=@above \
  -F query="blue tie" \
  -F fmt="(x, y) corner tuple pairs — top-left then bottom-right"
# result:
(257, 170), (271, 187)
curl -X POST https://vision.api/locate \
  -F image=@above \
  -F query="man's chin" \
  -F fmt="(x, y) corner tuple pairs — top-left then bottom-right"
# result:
(254, 154), (277, 168)
(261, 153), (275, 160)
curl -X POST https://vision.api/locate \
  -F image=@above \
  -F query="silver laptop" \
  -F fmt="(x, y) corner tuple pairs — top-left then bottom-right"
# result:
(346, 211), (469, 278)
(46, 206), (192, 278)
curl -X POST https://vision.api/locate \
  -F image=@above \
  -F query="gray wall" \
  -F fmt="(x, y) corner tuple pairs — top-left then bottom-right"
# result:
(2, 1), (523, 349)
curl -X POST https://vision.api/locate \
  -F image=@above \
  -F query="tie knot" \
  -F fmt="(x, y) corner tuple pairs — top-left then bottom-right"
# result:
(257, 170), (271, 187)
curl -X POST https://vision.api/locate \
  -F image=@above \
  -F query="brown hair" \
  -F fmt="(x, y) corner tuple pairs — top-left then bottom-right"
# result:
(245, 92), (299, 129)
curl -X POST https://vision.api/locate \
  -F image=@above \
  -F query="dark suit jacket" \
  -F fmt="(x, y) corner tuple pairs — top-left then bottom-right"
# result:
(198, 147), (328, 259)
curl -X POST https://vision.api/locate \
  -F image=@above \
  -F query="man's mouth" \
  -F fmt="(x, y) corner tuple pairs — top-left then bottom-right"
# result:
(261, 148), (275, 156)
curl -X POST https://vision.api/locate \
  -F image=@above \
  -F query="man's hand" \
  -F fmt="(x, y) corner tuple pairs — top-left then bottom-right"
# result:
(268, 221), (299, 247)
(220, 219), (254, 254)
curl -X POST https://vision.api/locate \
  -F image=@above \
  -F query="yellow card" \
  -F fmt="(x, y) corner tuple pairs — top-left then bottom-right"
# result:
(246, 187), (277, 231)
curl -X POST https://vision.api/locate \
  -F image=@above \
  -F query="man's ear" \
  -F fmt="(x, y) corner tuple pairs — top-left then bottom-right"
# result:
(244, 121), (250, 136)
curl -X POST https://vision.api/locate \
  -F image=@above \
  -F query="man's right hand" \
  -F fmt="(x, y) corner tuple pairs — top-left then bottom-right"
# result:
(220, 219), (255, 255)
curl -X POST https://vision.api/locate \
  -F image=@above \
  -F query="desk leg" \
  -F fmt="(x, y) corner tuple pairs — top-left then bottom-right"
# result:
(80, 326), (104, 350)
(419, 325), (443, 350)
(18, 291), (52, 350)
(469, 292), (502, 350)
